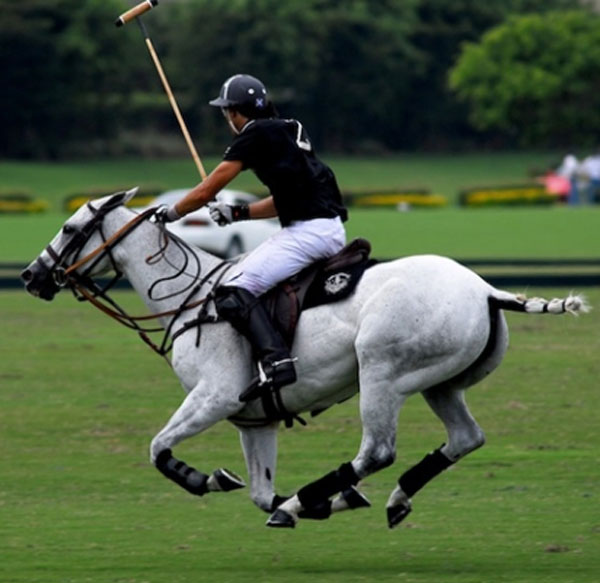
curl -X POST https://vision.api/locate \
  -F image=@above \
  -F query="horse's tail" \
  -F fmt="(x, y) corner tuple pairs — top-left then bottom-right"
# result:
(489, 290), (590, 316)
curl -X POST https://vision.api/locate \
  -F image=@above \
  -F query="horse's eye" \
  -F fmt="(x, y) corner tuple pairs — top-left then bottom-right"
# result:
(63, 224), (75, 235)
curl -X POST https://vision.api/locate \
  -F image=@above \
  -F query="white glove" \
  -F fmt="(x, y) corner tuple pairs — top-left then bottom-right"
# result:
(208, 202), (234, 226)
(208, 202), (249, 226)
(154, 204), (181, 223)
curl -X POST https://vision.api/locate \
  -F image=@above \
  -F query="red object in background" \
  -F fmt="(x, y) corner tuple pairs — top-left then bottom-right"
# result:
(540, 172), (571, 198)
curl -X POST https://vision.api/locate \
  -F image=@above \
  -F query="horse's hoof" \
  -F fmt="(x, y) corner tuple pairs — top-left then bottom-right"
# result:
(266, 508), (296, 528)
(342, 486), (371, 509)
(212, 468), (246, 491)
(387, 503), (412, 529)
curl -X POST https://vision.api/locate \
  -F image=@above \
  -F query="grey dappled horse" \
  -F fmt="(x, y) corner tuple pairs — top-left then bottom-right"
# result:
(21, 190), (588, 528)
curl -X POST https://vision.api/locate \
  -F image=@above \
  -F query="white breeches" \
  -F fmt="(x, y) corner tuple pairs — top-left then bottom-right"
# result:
(224, 217), (346, 296)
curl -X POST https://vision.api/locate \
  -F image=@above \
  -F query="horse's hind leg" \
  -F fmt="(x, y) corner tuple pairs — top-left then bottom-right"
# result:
(386, 387), (485, 528)
(267, 373), (407, 528)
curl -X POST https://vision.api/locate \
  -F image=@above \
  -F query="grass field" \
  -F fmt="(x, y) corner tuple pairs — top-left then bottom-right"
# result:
(2, 206), (600, 264)
(1, 287), (599, 583)
(1, 154), (599, 263)
(1, 156), (598, 582)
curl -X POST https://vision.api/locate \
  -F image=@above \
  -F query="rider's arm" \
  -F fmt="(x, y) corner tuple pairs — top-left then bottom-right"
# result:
(174, 160), (243, 217)
(248, 196), (277, 219)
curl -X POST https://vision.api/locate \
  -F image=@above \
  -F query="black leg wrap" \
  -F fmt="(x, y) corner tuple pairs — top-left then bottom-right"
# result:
(269, 494), (290, 513)
(298, 500), (332, 520)
(297, 462), (359, 510)
(155, 449), (209, 496)
(398, 446), (453, 498)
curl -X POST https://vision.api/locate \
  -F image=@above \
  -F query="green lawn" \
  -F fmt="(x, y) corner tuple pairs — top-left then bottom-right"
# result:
(1, 155), (598, 582)
(2, 206), (599, 264)
(1, 287), (599, 583)
(2, 153), (599, 264)
(0, 151), (564, 208)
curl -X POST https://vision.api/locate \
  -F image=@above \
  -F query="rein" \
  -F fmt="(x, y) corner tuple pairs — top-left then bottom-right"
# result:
(60, 204), (232, 363)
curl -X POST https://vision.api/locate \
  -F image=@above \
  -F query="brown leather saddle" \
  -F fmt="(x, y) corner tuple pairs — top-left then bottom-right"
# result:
(262, 238), (375, 347)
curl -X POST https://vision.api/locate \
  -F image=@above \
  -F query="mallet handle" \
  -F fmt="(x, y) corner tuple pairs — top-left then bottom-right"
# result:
(115, 0), (159, 27)
(145, 37), (207, 180)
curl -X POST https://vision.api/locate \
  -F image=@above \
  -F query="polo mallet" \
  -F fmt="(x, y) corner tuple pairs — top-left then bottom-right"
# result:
(115, 0), (207, 180)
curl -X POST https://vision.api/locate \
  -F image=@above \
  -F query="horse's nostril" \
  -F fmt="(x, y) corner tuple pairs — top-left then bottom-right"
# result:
(21, 269), (33, 283)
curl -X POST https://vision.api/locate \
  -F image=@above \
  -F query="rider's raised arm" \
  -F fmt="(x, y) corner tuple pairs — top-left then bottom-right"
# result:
(174, 160), (243, 218)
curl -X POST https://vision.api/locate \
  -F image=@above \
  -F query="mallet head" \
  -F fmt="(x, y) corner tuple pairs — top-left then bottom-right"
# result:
(115, 0), (159, 27)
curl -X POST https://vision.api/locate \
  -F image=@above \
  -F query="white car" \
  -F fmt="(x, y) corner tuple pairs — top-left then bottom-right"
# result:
(138, 189), (280, 258)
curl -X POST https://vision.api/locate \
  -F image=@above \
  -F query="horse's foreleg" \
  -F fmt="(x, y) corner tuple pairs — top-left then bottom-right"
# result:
(150, 388), (246, 496)
(238, 423), (289, 513)
(386, 387), (485, 528)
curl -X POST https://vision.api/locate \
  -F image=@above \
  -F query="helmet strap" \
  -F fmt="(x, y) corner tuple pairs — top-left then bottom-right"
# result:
(222, 108), (240, 135)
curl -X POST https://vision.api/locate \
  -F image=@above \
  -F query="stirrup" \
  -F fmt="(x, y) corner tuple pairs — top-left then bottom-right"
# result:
(239, 358), (297, 402)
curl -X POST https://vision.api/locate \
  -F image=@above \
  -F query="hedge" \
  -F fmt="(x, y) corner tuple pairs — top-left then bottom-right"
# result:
(63, 184), (167, 212)
(345, 189), (447, 209)
(0, 192), (49, 213)
(459, 184), (557, 207)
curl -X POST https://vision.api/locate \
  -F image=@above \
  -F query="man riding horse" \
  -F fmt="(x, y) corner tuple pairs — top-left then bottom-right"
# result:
(156, 74), (348, 401)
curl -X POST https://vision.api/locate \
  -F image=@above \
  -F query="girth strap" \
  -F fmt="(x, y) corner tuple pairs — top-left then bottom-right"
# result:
(260, 387), (307, 428)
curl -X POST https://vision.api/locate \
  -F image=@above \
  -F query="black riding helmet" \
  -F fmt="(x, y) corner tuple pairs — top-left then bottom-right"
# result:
(209, 74), (276, 119)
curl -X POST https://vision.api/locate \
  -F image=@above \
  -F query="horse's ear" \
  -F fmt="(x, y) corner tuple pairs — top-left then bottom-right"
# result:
(104, 187), (139, 210)
(118, 187), (139, 206)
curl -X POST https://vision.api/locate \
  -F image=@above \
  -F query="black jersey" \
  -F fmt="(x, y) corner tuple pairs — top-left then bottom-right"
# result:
(223, 118), (347, 227)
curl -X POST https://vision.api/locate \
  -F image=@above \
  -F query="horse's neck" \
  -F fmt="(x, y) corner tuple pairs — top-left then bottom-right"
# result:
(110, 212), (222, 315)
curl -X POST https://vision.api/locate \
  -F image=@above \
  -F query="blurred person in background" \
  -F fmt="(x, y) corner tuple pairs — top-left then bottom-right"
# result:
(556, 153), (580, 205)
(580, 150), (600, 204)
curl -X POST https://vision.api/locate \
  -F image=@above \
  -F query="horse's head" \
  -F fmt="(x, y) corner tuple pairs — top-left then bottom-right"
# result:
(21, 188), (139, 300)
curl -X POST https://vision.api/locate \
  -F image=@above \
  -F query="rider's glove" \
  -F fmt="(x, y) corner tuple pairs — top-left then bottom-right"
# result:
(208, 202), (250, 226)
(154, 205), (181, 223)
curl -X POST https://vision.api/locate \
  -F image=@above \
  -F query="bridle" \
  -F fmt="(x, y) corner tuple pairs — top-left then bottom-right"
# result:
(45, 198), (231, 362)
(42, 196), (139, 289)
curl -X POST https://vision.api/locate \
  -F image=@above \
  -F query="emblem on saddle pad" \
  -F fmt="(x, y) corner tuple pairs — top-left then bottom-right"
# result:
(324, 272), (351, 295)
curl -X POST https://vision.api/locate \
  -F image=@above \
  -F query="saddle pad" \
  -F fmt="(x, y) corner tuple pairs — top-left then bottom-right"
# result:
(304, 257), (376, 309)
(264, 239), (375, 346)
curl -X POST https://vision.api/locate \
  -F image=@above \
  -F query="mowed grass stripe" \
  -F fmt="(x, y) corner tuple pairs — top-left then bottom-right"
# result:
(2, 207), (600, 263)
(1, 287), (598, 583)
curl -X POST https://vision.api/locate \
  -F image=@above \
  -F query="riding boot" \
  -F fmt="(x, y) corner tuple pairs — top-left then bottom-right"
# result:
(214, 286), (297, 402)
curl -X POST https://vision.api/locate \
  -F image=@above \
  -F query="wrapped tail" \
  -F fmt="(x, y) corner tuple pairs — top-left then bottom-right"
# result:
(490, 292), (590, 315)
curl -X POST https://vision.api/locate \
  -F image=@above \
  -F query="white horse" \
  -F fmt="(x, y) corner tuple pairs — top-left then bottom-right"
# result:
(21, 190), (588, 528)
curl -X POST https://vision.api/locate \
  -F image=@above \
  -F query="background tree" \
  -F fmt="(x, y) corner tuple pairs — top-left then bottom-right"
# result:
(168, 0), (421, 153)
(405, 0), (580, 150)
(0, 0), (143, 158)
(449, 10), (600, 147)
(0, 0), (595, 158)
